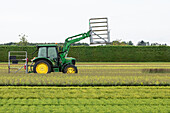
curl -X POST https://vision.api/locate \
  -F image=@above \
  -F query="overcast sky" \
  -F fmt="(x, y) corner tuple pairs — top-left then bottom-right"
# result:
(0, 0), (170, 45)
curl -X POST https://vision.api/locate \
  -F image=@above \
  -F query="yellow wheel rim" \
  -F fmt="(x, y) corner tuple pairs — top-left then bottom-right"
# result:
(36, 63), (48, 74)
(66, 67), (75, 74)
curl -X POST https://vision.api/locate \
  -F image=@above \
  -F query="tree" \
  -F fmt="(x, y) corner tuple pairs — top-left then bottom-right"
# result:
(137, 40), (147, 46)
(71, 42), (89, 46)
(3, 42), (17, 45)
(112, 40), (121, 45)
(18, 34), (28, 46)
(146, 42), (150, 46)
(151, 43), (167, 46)
(127, 41), (133, 45)
(112, 39), (131, 46)
(120, 41), (127, 46)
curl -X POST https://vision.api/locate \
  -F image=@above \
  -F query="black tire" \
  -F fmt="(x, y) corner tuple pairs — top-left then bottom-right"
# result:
(63, 64), (78, 74)
(33, 60), (51, 74)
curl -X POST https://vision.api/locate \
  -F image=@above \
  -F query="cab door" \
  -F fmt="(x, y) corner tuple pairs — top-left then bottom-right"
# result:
(48, 47), (59, 67)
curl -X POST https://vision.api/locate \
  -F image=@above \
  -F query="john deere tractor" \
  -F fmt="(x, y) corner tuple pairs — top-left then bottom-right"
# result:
(30, 30), (91, 74)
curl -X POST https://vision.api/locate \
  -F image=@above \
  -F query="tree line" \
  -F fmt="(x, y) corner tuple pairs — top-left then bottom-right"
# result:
(0, 34), (167, 46)
(111, 40), (167, 46)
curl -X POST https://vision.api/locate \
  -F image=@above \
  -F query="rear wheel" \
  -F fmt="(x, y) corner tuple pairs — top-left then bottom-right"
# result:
(33, 60), (51, 74)
(63, 65), (78, 74)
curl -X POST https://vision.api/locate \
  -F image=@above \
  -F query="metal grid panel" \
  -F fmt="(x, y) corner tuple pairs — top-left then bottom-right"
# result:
(89, 17), (110, 44)
(8, 51), (28, 73)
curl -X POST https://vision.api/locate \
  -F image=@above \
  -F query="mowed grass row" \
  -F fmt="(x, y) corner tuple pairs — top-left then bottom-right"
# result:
(0, 86), (170, 99)
(0, 62), (170, 86)
(0, 72), (169, 86)
(0, 86), (170, 112)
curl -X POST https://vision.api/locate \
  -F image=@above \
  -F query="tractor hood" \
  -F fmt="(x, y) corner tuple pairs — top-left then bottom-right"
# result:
(65, 57), (76, 65)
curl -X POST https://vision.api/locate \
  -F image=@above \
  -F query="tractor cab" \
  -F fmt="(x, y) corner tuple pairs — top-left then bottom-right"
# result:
(37, 44), (58, 59)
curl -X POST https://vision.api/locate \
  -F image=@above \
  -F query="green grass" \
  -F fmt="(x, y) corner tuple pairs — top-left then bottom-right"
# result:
(0, 62), (170, 86)
(0, 62), (170, 112)
(0, 86), (170, 113)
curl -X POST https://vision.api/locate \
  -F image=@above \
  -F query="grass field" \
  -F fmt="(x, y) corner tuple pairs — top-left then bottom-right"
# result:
(0, 86), (170, 112)
(0, 62), (170, 112)
(0, 62), (170, 86)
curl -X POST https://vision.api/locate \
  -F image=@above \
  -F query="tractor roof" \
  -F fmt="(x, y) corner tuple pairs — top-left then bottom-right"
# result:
(37, 44), (58, 47)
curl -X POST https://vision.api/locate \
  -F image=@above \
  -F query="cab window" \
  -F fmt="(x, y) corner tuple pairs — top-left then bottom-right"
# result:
(48, 47), (57, 59)
(38, 47), (47, 57)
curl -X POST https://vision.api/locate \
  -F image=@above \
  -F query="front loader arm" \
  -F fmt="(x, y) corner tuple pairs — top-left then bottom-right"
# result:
(60, 30), (91, 61)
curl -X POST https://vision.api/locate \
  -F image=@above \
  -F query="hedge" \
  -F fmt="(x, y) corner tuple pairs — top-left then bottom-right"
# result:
(0, 46), (37, 62)
(68, 46), (170, 62)
(0, 45), (170, 62)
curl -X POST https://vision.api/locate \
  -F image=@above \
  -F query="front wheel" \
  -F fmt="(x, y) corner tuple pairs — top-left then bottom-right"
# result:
(63, 65), (78, 74)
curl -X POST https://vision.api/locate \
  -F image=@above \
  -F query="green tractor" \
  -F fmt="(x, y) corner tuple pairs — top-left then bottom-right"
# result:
(30, 30), (91, 74)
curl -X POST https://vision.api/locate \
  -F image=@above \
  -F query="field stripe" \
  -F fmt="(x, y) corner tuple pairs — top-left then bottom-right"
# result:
(0, 86), (170, 89)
